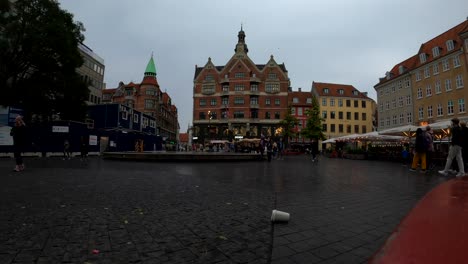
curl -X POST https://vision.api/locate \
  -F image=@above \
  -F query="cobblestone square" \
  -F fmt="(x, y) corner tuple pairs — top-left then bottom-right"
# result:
(0, 156), (444, 263)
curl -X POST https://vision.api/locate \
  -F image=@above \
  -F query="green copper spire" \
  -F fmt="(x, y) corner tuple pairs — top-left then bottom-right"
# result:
(144, 55), (157, 76)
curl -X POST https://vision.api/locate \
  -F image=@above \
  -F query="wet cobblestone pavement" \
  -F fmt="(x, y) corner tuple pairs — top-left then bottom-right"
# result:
(0, 156), (444, 263)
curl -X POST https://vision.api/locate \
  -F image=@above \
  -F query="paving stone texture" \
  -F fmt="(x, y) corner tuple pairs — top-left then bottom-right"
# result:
(0, 156), (444, 263)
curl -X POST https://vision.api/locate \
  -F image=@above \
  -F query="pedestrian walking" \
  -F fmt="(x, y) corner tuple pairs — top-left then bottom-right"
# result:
(266, 138), (273, 162)
(311, 139), (319, 162)
(10, 116), (27, 172)
(277, 137), (284, 160)
(410, 128), (427, 172)
(439, 118), (465, 177)
(63, 139), (71, 160)
(461, 121), (468, 168)
(80, 136), (88, 161)
(424, 126), (435, 170)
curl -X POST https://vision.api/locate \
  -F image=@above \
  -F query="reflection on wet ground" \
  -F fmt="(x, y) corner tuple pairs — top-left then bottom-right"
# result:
(0, 156), (444, 263)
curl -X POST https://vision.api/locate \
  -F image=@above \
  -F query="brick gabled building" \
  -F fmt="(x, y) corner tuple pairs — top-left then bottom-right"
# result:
(192, 27), (290, 143)
(102, 56), (179, 141)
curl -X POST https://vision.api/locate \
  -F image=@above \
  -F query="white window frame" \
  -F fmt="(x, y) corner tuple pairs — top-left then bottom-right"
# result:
(442, 59), (450, 71)
(398, 96), (403, 107)
(424, 67), (430, 78)
(433, 63), (439, 75)
(437, 103), (443, 116)
(456, 75), (464, 89)
(121, 111), (128, 120)
(418, 107), (424, 120)
(407, 112), (412, 124)
(432, 47), (440, 57)
(459, 98), (466, 113)
(399, 113), (404, 124)
(446, 40), (454, 51)
(453, 56), (461, 68)
(427, 105), (433, 118)
(426, 84), (432, 97)
(445, 79), (452, 91)
(435, 80), (441, 94)
(406, 95), (412, 105)
(448, 100), (454, 115)
(415, 71), (421, 81)
(419, 53), (427, 63)
(417, 87), (423, 99)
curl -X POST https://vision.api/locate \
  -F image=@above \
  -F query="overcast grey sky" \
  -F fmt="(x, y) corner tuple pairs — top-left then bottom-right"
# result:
(58, 0), (468, 132)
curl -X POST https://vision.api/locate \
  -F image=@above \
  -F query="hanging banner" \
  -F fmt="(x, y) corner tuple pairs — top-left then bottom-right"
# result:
(52, 126), (69, 133)
(89, 135), (98, 146)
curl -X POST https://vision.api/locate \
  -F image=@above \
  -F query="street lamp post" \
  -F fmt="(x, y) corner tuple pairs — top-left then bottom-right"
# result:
(208, 110), (212, 141)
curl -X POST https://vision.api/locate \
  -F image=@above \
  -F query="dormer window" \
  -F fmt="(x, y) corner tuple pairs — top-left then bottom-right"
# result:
(419, 53), (427, 63)
(432, 47), (440, 57)
(352, 90), (359, 96)
(338, 89), (344, 95)
(293, 97), (299, 103)
(398, 65), (405, 74)
(446, 40), (454, 51)
(323, 88), (329, 94)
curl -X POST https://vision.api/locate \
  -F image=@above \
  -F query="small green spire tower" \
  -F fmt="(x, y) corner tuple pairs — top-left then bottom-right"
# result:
(145, 54), (157, 77)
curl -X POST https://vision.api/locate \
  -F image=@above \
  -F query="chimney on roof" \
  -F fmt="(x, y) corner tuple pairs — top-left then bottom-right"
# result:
(298, 87), (302, 92)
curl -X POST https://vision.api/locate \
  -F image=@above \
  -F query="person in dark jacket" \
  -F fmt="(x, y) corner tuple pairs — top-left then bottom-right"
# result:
(10, 116), (27, 172)
(461, 121), (468, 168)
(439, 118), (465, 177)
(311, 139), (319, 162)
(410, 128), (427, 172)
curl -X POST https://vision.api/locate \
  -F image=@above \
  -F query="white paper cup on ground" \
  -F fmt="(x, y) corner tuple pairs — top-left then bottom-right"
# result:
(271, 210), (290, 222)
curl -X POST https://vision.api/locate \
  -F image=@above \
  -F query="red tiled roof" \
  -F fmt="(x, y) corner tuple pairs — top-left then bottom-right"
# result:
(289, 90), (312, 105)
(415, 20), (468, 68)
(179, 133), (189, 143)
(141, 76), (159, 86)
(312, 82), (370, 99)
(376, 19), (468, 87)
(375, 55), (417, 86)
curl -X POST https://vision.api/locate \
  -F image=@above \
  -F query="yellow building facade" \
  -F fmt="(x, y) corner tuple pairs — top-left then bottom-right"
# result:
(312, 82), (376, 140)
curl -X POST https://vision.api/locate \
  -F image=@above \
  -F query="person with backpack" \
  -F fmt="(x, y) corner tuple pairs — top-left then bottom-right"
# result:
(410, 128), (427, 173)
